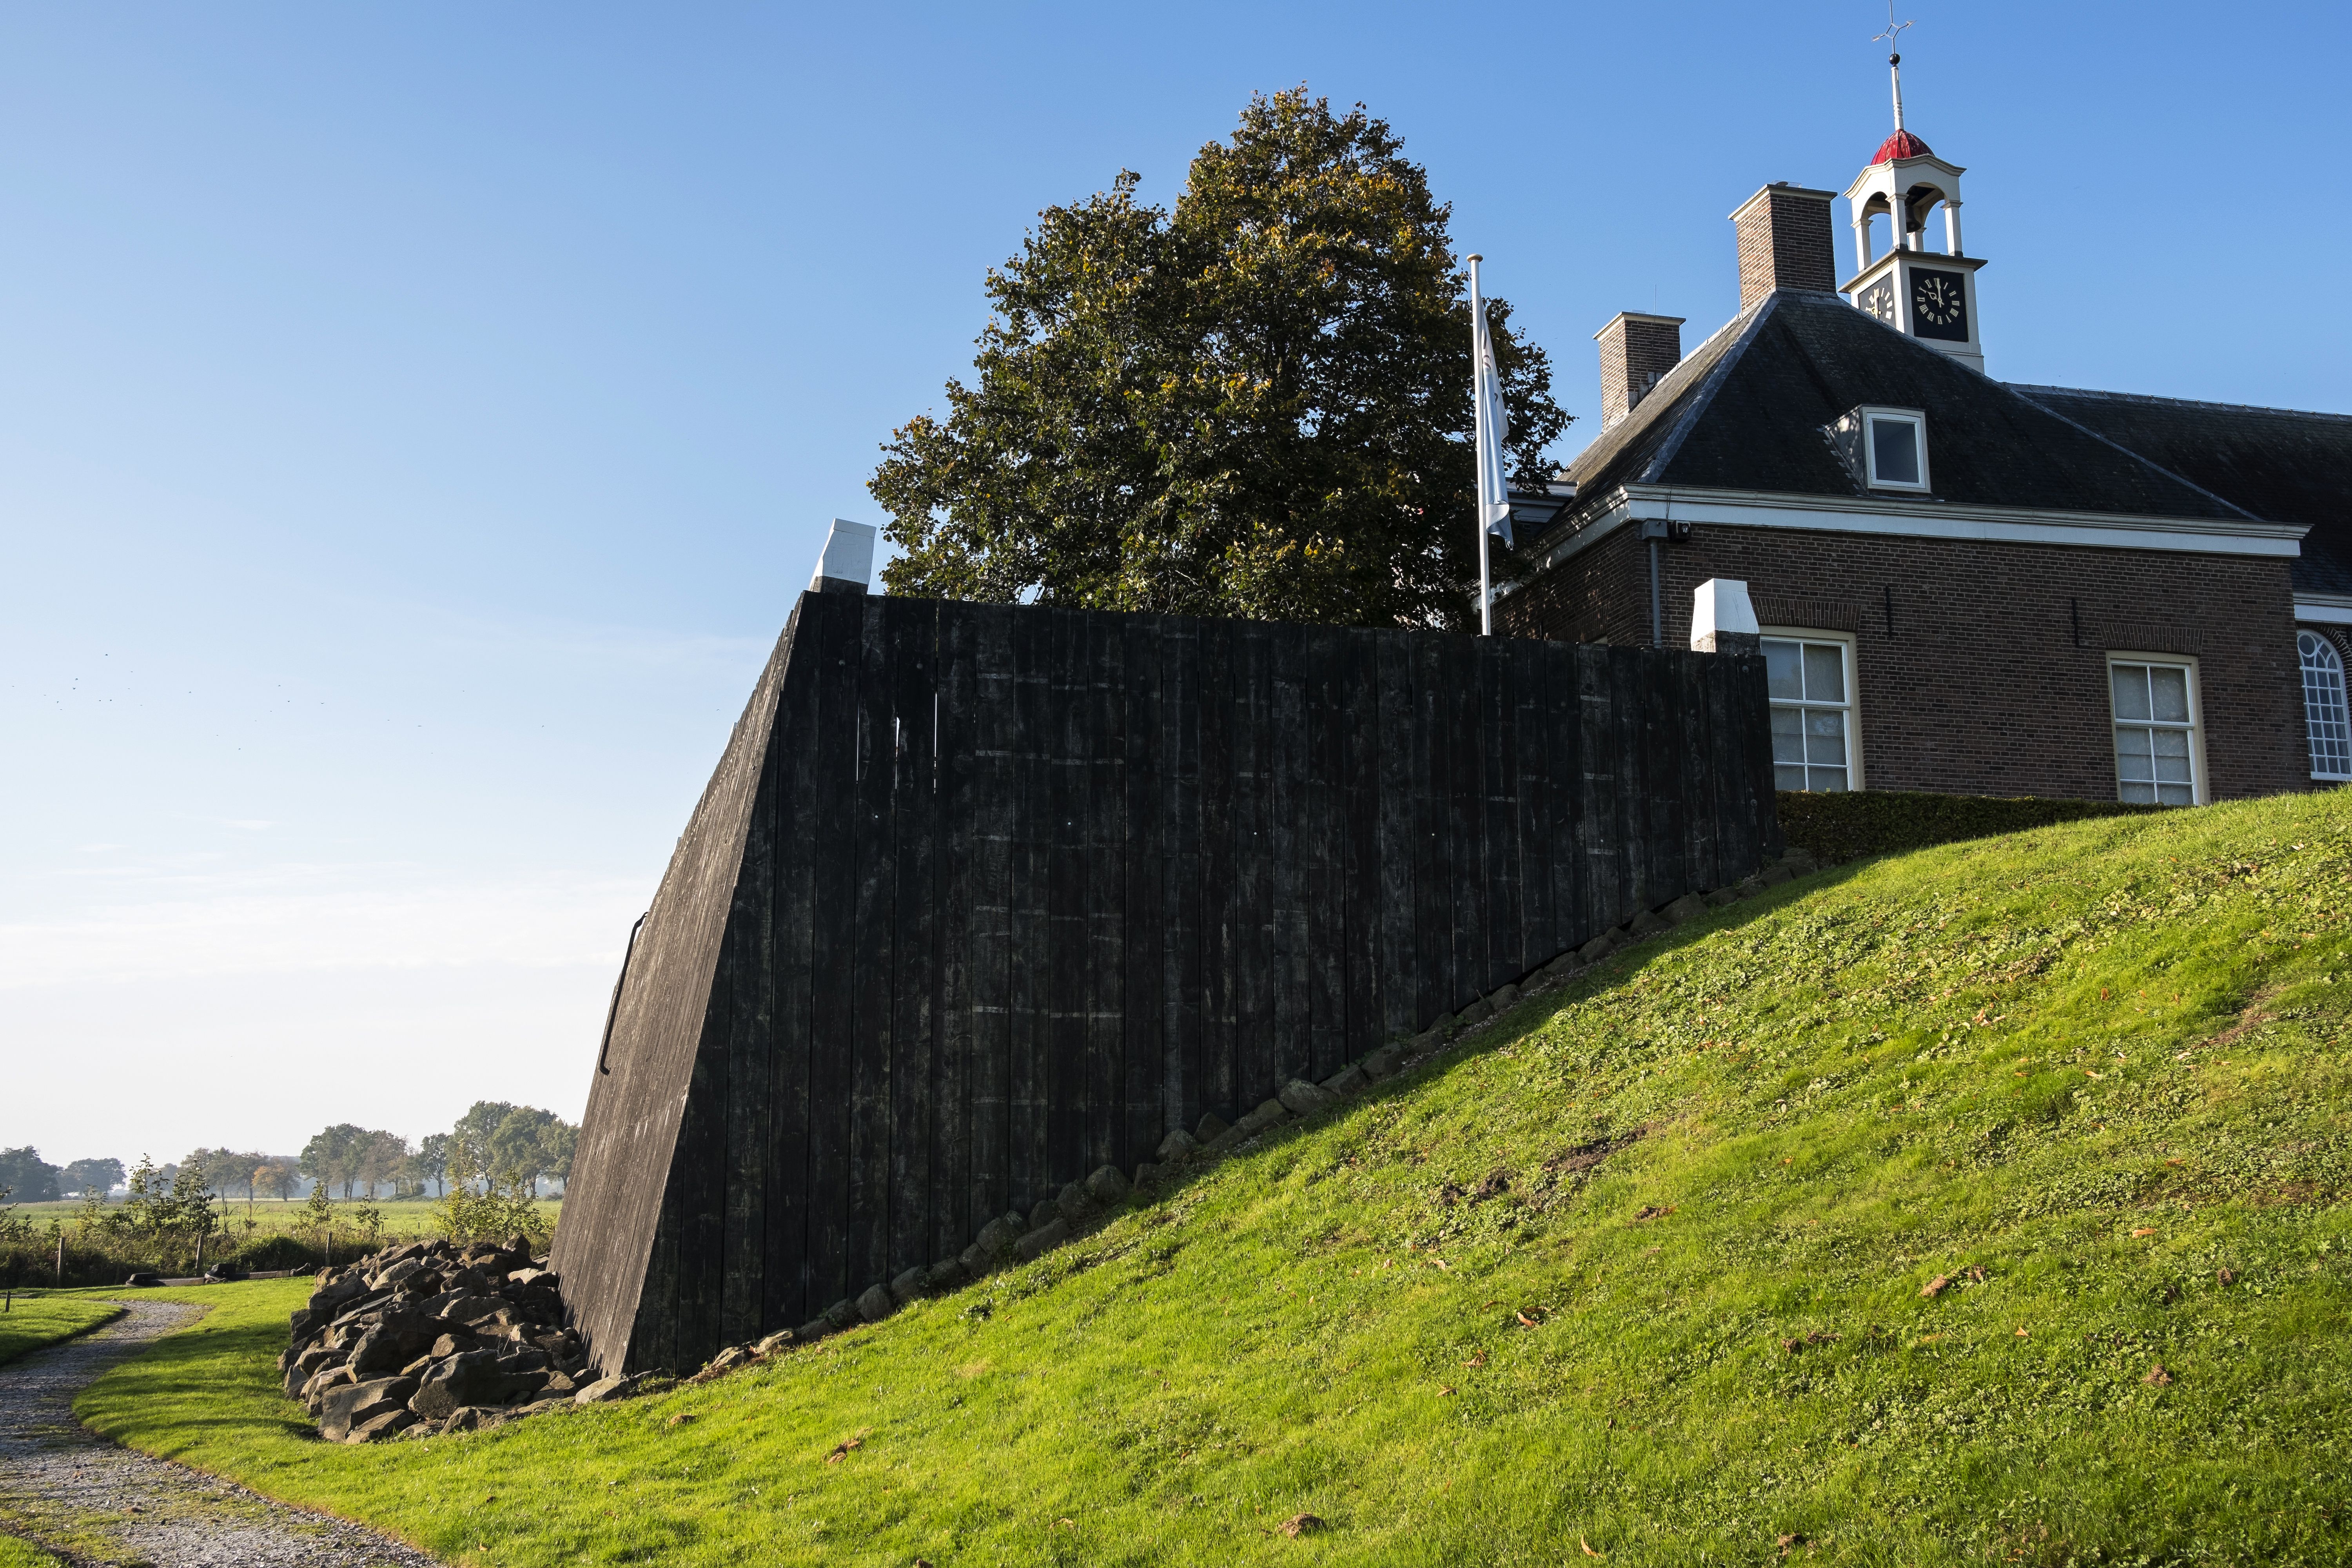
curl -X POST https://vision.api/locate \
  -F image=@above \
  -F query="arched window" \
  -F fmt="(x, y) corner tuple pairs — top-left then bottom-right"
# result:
(2302, 631), (2352, 781)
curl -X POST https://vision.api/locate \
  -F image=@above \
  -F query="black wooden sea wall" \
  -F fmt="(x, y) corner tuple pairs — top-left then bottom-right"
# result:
(553, 592), (1780, 1373)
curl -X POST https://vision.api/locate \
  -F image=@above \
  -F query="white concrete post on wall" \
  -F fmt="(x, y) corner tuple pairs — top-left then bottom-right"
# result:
(810, 518), (877, 595)
(1691, 578), (1760, 656)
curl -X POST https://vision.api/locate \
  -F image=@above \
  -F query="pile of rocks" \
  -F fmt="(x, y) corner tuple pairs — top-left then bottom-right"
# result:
(281, 1236), (643, 1444)
(686, 845), (1822, 1372)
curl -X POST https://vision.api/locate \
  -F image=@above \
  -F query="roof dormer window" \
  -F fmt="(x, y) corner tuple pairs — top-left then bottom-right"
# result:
(1867, 408), (1928, 489)
(1828, 405), (1931, 494)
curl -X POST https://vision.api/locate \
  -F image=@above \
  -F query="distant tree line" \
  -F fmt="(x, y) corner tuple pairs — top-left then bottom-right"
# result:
(0, 1149), (124, 1203)
(0, 1102), (577, 1212)
(295, 1103), (575, 1201)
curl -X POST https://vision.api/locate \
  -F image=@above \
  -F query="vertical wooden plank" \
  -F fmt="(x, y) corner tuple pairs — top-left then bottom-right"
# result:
(803, 592), (861, 1312)
(680, 979), (733, 1366)
(1231, 622), (1274, 1109)
(1197, 619), (1237, 1124)
(1542, 639), (1586, 958)
(1374, 632), (1417, 1038)
(1085, 613), (1126, 1176)
(1163, 617), (1205, 1134)
(1510, 638), (1555, 973)
(1444, 635), (1485, 1012)
(1410, 633), (1452, 1028)
(886, 599), (938, 1279)
(1336, 628), (1382, 1063)
(1682, 651), (1719, 895)
(764, 604), (821, 1328)
(847, 598), (897, 1296)
(1577, 644), (1622, 937)
(966, 604), (1017, 1232)
(1268, 624), (1311, 1088)
(1607, 645), (1649, 924)
(1641, 646), (1686, 907)
(929, 604), (977, 1266)
(1724, 650), (1766, 873)
(1477, 637), (1519, 990)
(1006, 605), (1054, 1214)
(1042, 611), (1087, 1197)
(1298, 625), (1336, 1081)
(718, 706), (776, 1345)
(1122, 615), (1165, 1159)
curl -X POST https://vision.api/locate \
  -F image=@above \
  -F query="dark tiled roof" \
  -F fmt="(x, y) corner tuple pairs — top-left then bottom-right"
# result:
(1530, 292), (2254, 555)
(2008, 385), (2352, 597)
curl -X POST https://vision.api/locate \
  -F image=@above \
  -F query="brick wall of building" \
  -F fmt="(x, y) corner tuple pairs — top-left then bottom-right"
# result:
(1501, 524), (2308, 801)
(1501, 526), (1655, 649)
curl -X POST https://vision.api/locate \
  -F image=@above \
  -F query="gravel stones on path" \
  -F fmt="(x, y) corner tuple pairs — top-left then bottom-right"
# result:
(0, 1298), (443, 1568)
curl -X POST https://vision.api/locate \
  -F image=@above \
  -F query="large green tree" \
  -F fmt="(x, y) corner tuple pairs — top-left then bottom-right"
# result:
(871, 88), (1567, 629)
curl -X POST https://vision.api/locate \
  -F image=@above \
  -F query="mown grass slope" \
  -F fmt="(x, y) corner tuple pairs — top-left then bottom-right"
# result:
(0, 1534), (65, 1568)
(80, 792), (2352, 1566)
(0, 1298), (119, 1368)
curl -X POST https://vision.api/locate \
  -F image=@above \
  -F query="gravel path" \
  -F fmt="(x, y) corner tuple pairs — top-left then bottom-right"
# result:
(0, 1299), (444, 1568)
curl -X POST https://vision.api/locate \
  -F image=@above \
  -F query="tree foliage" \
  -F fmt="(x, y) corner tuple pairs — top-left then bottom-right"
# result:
(64, 1157), (124, 1198)
(0, 1148), (61, 1203)
(872, 88), (1567, 630)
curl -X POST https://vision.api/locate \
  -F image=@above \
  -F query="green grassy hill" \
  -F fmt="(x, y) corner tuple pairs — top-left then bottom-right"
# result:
(72, 792), (2352, 1566)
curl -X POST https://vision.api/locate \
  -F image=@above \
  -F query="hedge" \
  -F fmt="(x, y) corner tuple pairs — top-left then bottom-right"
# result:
(1775, 789), (2164, 865)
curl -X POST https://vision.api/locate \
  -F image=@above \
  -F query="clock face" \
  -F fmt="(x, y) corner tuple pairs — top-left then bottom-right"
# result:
(1909, 269), (1969, 341)
(1859, 278), (1896, 323)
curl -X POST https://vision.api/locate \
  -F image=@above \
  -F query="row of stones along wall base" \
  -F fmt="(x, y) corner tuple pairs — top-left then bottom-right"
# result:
(281, 1235), (655, 1444)
(670, 844), (1822, 1386)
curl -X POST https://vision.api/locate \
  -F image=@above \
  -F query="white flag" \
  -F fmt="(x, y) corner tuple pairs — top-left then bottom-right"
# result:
(1470, 263), (1514, 548)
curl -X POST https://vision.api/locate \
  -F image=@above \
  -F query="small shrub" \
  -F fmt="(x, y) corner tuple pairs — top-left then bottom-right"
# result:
(1777, 788), (2161, 864)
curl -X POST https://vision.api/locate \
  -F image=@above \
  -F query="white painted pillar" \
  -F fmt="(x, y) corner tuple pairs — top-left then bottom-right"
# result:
(1944, 200), (1964, 256)
(1690, 579), (1760, 655)
(811, 517), (877, 594)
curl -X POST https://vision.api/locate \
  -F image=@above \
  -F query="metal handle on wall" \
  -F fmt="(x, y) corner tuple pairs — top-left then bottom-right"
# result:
(596, 912), (650, 1076)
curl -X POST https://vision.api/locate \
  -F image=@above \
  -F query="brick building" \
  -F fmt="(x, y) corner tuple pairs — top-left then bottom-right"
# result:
(1496, 102), (2352, 805)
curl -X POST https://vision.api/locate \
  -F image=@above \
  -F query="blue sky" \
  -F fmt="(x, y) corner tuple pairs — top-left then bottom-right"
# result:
(4, 1), (2345, 1169)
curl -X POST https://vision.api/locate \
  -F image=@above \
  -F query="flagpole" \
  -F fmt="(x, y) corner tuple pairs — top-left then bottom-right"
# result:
(1470, 254), (1491, 636)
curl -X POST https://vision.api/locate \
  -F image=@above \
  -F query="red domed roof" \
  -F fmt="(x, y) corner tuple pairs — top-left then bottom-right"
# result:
(1873, 129), (1934, 163)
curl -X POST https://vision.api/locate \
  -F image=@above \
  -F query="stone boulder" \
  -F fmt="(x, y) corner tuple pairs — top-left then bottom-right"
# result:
(1276, 1080), (1337, 1118)
(411, 1350), (534, 1421)
(320, 1376), (418, 1443)
(347, 1310), (440, 1377)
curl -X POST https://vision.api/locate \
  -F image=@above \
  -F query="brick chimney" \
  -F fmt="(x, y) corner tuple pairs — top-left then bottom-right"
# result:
(1595, 312), (1685, 430)
(1730, 183), (1838, 308)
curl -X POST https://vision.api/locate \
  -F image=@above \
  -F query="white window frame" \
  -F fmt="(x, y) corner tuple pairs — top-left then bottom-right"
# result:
(2300, 630), (2352, 782)
(1760, 627), (1863, 792)
(1858, 406), (1931, 492)
(2106, 652), (2205, 806)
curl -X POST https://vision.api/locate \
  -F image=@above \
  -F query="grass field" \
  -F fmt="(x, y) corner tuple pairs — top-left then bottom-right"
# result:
(71, 791), (2352, 1565)
(0, 1298), (122, 1369)
(0, 1534), (65, 1568)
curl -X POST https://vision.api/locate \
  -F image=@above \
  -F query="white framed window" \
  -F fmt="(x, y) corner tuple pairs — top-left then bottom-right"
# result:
(2301, 630), (2352, 781)
(2107, 654), (2202, 806)
(1762, 629), (1859, 792)
(1861, 407), (1929, 491)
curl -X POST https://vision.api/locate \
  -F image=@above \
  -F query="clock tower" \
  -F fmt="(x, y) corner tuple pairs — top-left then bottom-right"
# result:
(1840, 40), (1987, 372)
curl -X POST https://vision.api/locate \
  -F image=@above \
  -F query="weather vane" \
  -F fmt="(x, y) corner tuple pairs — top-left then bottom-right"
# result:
(1873, 2), (1916, 131)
